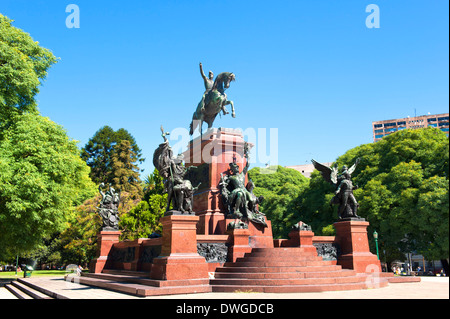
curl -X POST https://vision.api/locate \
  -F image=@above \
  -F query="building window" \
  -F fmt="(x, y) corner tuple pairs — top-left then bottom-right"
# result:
(438, 116), (449, 121)
(384, 122), (397, 127)
(427, 118), (437, 122)
(374, 124), (383, 128)
(397, 121), (406, 126)
(375, 134), (384, 139)
(428, 123), (438, 128)
(374, 129), (383, 133)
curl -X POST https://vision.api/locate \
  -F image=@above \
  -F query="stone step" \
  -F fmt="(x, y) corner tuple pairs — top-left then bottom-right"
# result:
(223, 260), (336, 268)
(7, 280), (53, 299)
(70, 275), (211, 297)
(215, 264), (343, 273)
(237, 255), (323, 262)
(371, 273), (420, 284)
(5, 283), (32, 299)
(245, 247), (317, 256)
(214, 269), (357, 279)
(212, 282), (369, 293)
(18, 278), (68, 299)
(137, 284), (212, 297)
(102, 269), (149, 277)
(211, 275), (367, 286)
(82, 272), (209, 287)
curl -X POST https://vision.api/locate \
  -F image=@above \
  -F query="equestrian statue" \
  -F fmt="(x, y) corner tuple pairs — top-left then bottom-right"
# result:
(189, 63), (236, 135)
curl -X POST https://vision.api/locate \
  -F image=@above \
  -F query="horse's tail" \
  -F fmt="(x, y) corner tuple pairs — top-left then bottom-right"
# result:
(189, 120), (194, 135)
(189, 112), (198, 135)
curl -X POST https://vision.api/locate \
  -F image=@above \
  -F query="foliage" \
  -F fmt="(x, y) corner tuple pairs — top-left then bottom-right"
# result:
(59, 195), (101, 266)
(81, 126), (144, 185)
(248, 165), (309, 238)
(0, 114), (96, 258)
(59, 189), (143, 264)
(120, 169), (166, 241)
(296, 128), (449, 262)
(0, 14), (57, 131)
(110, 139), (142, 196)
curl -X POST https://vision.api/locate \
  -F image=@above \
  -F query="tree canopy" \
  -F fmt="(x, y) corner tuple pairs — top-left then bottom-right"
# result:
(0, 114), (96, 258)
(295, 128), (449, 263)
(248, 165), (309, 238)
(0, 14), (57, 131)
(119, 169), (166, 241)
(81, 126), (144, 186)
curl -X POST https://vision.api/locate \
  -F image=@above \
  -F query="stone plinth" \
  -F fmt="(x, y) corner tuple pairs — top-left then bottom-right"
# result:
(286, 229), (317, 253)
(182, 128), (248, 235)
(334, 219), (381, 273)
(226, 228), (252, 263)
(247, 218), (274, 248)
(89, 230), (121, 273)
(149, 214), (209, 280)
(217, 216), (274, 248)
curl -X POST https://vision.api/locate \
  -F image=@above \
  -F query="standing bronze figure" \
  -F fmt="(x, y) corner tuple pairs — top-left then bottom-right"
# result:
(153, 126), (200, 215)
(312, 158), (362, 220)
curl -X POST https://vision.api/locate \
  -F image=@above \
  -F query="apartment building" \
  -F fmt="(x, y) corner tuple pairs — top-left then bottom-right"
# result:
(372, 113), (449, 142)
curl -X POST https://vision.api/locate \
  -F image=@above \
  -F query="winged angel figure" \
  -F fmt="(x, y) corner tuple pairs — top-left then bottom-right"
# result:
(311, 158), (361, 220)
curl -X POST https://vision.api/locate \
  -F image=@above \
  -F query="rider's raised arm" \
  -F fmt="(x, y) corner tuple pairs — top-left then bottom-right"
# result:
(199, 62), (207, 80)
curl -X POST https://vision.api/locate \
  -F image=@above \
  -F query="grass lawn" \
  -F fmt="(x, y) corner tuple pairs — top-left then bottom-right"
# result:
(0, 270), (67, 279)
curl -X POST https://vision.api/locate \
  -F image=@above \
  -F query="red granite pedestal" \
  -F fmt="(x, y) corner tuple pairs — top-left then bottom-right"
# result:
(226, 227), (252, 263)
(89, 230), (121, 273)
(149, 214), (209, 281)
(287, 228), (317, 254)
(182, 128), (249, 235)
(334, 219), (381, 273)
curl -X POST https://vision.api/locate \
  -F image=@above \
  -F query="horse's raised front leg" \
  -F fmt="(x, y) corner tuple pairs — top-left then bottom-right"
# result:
(229, 100), (235, 118)
(223, 100), (235, 118)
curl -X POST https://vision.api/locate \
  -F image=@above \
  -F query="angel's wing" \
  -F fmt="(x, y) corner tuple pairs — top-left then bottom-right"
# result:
(311, 159), (338, 186)
(347, 157), (361, 175)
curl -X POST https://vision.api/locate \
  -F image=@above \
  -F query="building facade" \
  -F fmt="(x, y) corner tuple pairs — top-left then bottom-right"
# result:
(372, 113), (449, 142)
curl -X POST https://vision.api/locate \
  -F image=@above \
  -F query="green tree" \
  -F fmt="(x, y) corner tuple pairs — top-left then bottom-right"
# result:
(119, 169), (166, 240)
(59, 189), (143, 265)
(81, 126), (144, 185)
(110, 139), (142, 196)
(296, 128), (449, 266)
(0, 14), (57, 131)
(0, 114), (96, 258)
(248, 165), (309, 238)
(58, 194), (104, 266)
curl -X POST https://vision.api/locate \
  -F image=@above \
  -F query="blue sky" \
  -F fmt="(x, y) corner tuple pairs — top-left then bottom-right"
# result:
(1, 0), (448, 175)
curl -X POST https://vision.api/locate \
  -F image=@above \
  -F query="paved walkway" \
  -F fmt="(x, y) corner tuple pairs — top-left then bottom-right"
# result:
(0, 276), (448, 299)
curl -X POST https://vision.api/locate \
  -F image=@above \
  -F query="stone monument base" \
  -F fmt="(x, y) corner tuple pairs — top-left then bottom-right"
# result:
(218, 216), (274, 248)
(89, 230), (121, 273)
(149, 214), (209, 280)
(334, 219), (381, 273)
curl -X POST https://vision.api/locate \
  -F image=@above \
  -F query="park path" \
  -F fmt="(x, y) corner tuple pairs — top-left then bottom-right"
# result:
(0, 276), (448, 299)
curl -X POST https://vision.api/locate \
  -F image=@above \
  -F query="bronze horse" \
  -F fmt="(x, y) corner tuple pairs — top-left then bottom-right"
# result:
(189, 72), (235, 135)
